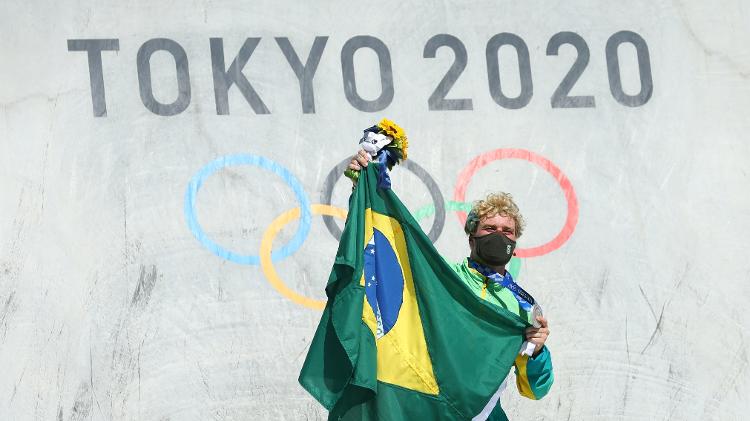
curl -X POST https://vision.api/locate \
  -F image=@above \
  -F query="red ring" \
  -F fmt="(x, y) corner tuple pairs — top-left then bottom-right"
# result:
(453, 149), (578, 258)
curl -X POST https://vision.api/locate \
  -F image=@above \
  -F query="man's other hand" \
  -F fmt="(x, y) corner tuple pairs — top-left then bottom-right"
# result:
(525, 316), (550, 357)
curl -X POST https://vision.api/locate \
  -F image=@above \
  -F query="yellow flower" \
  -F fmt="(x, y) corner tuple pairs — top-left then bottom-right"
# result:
(378, 118), (405, 140)
(376, 118), (408, 160)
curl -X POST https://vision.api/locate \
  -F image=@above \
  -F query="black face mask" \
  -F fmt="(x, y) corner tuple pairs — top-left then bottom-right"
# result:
(471, 232), (516, 267)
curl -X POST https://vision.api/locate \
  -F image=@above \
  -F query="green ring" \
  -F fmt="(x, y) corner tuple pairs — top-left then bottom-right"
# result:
(413, 200), (472, 221)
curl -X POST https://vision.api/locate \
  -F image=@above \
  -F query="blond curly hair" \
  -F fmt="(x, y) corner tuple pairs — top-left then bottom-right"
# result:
(464, 192), (525, 237)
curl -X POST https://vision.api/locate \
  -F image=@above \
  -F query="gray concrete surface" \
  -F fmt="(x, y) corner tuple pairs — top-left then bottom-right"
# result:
(1, 1), (749, 419)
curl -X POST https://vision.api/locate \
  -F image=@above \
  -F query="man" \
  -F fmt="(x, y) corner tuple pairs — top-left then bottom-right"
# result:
(348, 150), (553, 420)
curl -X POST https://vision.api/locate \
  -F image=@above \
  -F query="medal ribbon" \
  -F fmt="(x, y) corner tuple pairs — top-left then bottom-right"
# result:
(468, 259), (535, 312)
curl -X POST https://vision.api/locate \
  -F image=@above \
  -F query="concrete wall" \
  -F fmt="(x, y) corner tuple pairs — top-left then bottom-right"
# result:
(1, 1), (749, 419)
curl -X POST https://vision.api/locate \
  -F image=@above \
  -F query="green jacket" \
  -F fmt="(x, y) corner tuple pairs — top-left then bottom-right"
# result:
(450, 259), (554, 421)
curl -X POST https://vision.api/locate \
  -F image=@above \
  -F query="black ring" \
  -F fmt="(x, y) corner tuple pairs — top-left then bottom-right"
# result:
(320, 157), (446, 242)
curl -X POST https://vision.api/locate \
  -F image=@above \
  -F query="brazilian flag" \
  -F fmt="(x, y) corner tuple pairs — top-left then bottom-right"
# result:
(299, 163), (530, 420)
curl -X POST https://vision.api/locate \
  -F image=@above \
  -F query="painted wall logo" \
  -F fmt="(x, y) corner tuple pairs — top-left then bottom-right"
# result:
(67, 31), (652, 117)
(184, 149), (578, 310)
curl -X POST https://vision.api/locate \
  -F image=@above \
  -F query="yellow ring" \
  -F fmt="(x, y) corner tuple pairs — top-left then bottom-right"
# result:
(260, 204), (348, 310)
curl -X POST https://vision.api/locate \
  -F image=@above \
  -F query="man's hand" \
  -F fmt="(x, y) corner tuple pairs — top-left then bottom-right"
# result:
(346, 149), (372, 185)
(349, 149), (371, 171)
(525, 316), (550, 357)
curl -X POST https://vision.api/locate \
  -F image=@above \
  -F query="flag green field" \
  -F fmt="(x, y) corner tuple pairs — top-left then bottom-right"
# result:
(299, 163), (532, 420)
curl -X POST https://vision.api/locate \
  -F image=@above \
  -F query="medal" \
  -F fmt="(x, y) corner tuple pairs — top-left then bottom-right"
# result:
(532, 303), (544, 328)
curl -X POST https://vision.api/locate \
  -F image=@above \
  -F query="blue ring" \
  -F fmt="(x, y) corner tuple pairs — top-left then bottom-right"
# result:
(184, 154), (312, 265)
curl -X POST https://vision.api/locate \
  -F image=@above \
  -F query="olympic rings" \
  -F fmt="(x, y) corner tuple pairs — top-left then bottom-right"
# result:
(185, 149), (578, 309)
(184, 154), (312, 265)
(320, 157), (446, 242)
(260, 204), (347, 310)
(453, 148), (579, 258)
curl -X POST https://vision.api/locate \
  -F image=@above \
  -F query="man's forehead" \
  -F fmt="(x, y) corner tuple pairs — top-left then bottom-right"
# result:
(479, 214), (516, 227)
